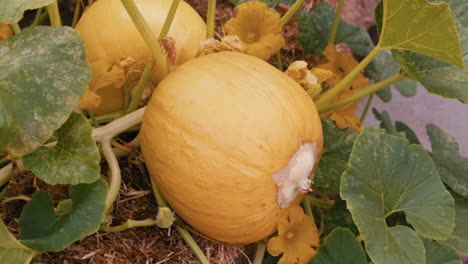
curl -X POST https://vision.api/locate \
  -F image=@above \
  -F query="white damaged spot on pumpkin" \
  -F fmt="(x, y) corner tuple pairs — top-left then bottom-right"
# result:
(272, 142), (318, 208)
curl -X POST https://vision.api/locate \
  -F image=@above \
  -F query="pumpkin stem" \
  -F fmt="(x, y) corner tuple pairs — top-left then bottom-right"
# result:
(272, 142), (318, 208)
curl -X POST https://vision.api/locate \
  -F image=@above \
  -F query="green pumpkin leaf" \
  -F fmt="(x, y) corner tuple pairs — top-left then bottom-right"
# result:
(296, 2), (374, 56)
(341, 126), (455, 264)
(0, 0), (55, 23)
(0, 26), (91, 157)
(23, 113), (100, 185)
(309, 228), (366, 264)
(392, 50), (468, 103)
(395, 78), (417, 97)
(19, 179), (107, 251)
(323, 199), (359, 236)
(426, 124), (468, 197)
(441, 194), (468, 253)
(366, 50), (401, 102)
(314, 120), (358, 194)
(0, 219), (39, 264)
(379, 0), (463, 67)
(423, 238), (461, 264)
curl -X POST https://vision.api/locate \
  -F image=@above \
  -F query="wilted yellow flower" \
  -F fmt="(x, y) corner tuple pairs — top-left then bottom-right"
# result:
(0, 22), (13, 42)
(318, 44), (368, 131)
(267, 205), (319, 264)
(78, 61), (126, 110)
(224, 1), (285, 60)
(286, 61), (332, 99)
(199, 36), (243, 54)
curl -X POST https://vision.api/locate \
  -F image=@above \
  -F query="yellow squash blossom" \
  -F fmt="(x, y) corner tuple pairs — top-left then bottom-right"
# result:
(224, 1), (285, 60)
(321, 89), (363, 131)
(318, 44), (368, 91)
(0, 22), (13, 42)
(267, 205), (319, 264)
(318, 44), (369, 131)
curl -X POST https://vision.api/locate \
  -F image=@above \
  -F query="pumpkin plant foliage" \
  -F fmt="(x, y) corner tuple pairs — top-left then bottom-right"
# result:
(0, 0), (467, 263)
(0, 26), (91, 157)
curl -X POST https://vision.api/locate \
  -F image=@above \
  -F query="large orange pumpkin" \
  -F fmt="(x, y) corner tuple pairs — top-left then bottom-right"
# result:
(75, 0), (206, 115)
(140, 52), (323, 244)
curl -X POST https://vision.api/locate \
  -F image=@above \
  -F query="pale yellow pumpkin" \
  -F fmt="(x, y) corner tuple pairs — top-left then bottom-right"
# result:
(75, 0), (206, 115)
(140, 52), (323, 244)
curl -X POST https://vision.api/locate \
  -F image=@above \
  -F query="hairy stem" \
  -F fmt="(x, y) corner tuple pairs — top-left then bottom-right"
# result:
(86, 110), (99, 127)
(306, 196), (334, 208)
(92, 107), (145, 142)
(94, 110), (125, 124)
(71, 0), (81, 28)
(280, 0), (306, 26)
(302, 196), (313, 217)
(120, 0), (167, 74)
(150, 178), (169, 207)
(319, 74), (405, 113)
(126, 63), (153, 114)
(176, 225), (210, 264)
(206, 0), (216, 39)
(102, 137), (121, 213)
(276, 52), (283, 71)
(315, 47), (381, 109)
(150, 178), (209, 263)
(0, 163), (13, 188)
(12, 23), (21, 34)
(159, 0), (181, 39)
(102, 218), (157, 232)
(31, 8), (44, 27)
(328, 0), (344, 44)
(360, 93), (374, 122)
(253, 241), (267, 264)
(47, 1), (62, 26)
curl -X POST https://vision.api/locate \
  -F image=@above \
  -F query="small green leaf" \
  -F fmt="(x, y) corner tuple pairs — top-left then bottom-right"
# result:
(427, 124), (468, 197)
(372, 109), (421, 145)
(341, 126), (455, 264)
(315, 120), (358, 194)
(395, 121), (421, 145)
(23, 113), (100, 185)
(423, 238), (461, 264)
(0, 0), (55, 23)
(441, 194), (468, 253)
(395, 78), (417, 97)
(0, 219), (39, 264)
(55, 199), (73, 215)
(19, 179), (107, 251)
(0, 26), (91, 157)
(372, 109), (399, 136)
(379, 0), (463, 67)
(309, 228), (367, 264)
(323, 199), (359, 236)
